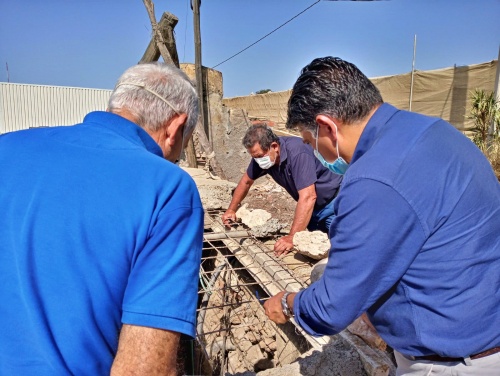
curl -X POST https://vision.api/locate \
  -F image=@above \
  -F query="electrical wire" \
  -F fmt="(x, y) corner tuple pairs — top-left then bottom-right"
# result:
(211, 0), (321, 69)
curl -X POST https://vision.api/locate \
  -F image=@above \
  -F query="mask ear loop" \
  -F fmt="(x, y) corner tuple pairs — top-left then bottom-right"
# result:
(316, 122), (340, 164)
(332, 122), (341, 161)
(315, 125), (320, 154)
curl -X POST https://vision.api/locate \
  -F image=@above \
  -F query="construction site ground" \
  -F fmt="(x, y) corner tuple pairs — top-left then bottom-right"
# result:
(185, 167), (396, 376)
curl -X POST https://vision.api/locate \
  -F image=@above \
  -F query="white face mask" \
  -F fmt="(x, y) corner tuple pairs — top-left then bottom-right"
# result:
(254, 154), (275, 169)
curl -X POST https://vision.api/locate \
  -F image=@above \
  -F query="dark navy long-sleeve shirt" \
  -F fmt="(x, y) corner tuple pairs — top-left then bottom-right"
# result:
(294, 103), (500, 357)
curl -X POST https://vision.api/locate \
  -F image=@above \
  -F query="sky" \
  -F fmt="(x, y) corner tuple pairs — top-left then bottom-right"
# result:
(0, 0), (499, 98)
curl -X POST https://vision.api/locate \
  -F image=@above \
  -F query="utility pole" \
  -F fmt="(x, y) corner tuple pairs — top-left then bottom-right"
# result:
(192, 0), (209, 142)
(6, 62), (9, 82)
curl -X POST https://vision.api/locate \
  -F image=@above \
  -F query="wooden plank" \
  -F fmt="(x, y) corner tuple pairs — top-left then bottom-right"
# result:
(140, 8), (178, 65)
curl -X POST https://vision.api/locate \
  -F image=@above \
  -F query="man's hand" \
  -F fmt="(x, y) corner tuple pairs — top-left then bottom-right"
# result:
(263, 291), (290, 324)
(222, 209), (237, 228)
(274, 234), (294, 257)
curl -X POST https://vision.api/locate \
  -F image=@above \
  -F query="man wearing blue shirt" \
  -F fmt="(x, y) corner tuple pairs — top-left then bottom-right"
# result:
(0, 63), (204, 375)
(264, 57), (500, 375)
(222, 124), (343, 255)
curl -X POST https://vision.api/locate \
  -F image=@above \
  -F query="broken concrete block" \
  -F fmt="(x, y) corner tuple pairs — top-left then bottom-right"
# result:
(236, 203), (271, 228)
(227, 351), (241, 374)
(251, 218), (287, 237)
(260, 337), (277, 352)
(183, 167), (236, 209)
(239, 339), (253, 352)
(246, 344), (267, 367)
(246, 331), (258, 344)
(293, 231), (330, 260)
(233, 326), (247, 340)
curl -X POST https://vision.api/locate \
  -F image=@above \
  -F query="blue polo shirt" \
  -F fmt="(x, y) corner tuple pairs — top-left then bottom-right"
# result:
(0, 111), (204, 375)
(247, 136), (342, 210)
(294, 104), (500, 357)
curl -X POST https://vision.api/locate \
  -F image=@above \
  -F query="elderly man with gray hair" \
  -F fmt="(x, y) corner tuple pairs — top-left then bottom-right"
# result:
(0, 63), (203, 375)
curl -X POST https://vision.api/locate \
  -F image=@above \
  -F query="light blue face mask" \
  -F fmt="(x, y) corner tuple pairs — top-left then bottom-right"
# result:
(314, 124), (349, 175)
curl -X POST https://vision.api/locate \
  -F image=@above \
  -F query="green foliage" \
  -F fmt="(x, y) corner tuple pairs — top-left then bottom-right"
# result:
(467, 89), (500, 180)
(255, 89), (272, 95)
(467, 89), (500, 152)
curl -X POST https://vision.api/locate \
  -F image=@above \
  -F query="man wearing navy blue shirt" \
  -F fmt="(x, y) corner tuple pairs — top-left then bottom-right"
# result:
(222, 124), (343, 255)
(264, 57), (500, 375)
(0, 63), (204, 375)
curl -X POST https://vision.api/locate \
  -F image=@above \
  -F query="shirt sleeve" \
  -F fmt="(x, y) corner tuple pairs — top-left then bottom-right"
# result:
(121, 180), (204, 338)
(290, 152), (318, 191)
(294, 178), (426, 336)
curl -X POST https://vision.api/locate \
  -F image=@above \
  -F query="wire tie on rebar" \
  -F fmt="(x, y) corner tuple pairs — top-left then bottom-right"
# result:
(198, 271), (213, 295)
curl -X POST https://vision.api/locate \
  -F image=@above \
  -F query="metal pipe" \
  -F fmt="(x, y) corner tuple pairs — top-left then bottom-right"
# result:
(203, 230), (252, 241)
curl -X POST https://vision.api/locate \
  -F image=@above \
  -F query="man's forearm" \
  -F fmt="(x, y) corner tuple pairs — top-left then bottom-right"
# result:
(289, 196), (315, 236)
(227, 175), (253, 212)
(111, 325), (180, 376)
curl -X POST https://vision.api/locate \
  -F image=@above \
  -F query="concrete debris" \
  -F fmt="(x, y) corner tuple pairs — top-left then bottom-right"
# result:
(234, 204), (287, 237)
(185, 167), (236, 210)
(251, 218), (287, 237)
(236, 203), (271, 227)
(293, 230), (330, 260)
(255, 335), (368, 376)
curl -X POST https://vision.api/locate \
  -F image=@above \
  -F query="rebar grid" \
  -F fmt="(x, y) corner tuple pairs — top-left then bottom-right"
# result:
(197, 209), (323, 349)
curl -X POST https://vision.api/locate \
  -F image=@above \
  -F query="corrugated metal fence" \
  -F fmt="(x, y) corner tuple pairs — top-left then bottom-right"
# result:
(0, 83), (112, 134)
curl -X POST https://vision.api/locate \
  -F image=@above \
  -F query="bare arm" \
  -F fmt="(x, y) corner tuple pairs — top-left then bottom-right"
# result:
(274, 184), (317, 256)
(222, 172), (255, 225)
(111, 324), (180, 376)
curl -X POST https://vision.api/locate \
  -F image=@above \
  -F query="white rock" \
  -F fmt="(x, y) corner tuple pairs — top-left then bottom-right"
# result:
(236, 203), (272, 228)
(293, 230), (330, 260)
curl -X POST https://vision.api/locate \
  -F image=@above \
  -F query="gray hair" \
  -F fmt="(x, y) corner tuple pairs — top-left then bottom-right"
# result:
(108, 63), (198, 135)
(242, 124), (280, 151)
(287, 57), (383, 134)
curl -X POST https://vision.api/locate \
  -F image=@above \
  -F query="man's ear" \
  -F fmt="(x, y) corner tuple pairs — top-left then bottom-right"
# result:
(315, 114), (339, 142)
(165, 113), (188, 146)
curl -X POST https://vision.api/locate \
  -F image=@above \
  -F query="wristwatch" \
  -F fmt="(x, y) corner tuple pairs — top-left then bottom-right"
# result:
(281, 291), (294, 317)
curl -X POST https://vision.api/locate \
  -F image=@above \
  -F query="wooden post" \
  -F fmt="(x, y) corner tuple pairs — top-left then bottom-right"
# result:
(139, 12), (179, 65)
(142, 0), (175, 65)
(192, 0), (209, 142)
